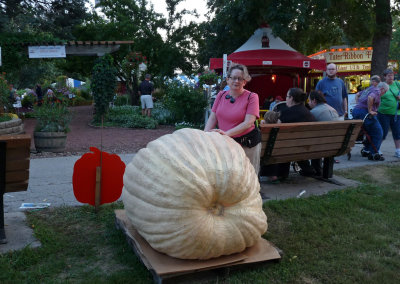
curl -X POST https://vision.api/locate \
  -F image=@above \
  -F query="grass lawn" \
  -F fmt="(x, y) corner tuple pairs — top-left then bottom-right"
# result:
(1, 163), (399, 283)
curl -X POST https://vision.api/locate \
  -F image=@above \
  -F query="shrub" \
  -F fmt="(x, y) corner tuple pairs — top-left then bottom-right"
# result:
(152, 102), (173, 125)
(114, 95), (130, 106)
(162, 82), (207, 124)
(21, 92), (37, 108)
(102, 106), (157, 129)
(0, 115), (12, 123)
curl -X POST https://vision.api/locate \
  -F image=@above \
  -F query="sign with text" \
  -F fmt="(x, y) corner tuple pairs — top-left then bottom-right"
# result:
(337, 63), (371, 72)
(28, 45), (66, 58)
(326, 50), (372, 63)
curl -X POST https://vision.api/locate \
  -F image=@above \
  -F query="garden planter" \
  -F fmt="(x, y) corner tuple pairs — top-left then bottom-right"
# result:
(34, 131), (67, 153)
(0, 118), (24, 135)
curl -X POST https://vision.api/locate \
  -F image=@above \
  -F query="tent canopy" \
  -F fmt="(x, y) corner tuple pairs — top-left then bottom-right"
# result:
(209, 27), (326, 75)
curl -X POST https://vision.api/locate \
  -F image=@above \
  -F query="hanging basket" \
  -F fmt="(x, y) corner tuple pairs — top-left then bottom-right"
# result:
(34, 132), (67, 153)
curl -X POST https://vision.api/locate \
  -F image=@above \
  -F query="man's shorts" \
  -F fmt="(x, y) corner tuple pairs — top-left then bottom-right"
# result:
(140, 95), (153, 109)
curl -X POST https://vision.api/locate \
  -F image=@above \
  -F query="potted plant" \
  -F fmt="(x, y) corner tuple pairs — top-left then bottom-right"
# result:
(33, 99), (71, 153)
(198, 70), (220, 86)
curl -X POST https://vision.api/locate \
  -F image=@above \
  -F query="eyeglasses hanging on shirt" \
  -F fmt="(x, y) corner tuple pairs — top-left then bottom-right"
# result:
(225, 94), (235, 103)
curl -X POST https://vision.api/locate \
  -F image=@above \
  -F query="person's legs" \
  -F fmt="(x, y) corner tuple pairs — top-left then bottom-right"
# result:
(140, 95), (146, 116)
(377, 112), (390, 140)
(242, 143), (261, 175)
(389, 115), (400, 157)
(353, 108), (370, 154)
(146, 108), (152, 117)
(363, 115), (383, 154)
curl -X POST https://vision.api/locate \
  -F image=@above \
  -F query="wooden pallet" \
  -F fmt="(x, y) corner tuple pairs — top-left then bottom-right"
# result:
(115, 209), (281, 284)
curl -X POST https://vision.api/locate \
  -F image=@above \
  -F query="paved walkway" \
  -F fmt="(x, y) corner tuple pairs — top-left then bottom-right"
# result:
(4, 132), (399, 213)
(1, 121), (399, 252)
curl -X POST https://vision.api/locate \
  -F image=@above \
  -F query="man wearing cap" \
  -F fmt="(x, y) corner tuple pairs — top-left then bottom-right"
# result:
(316, 63), (348, 120)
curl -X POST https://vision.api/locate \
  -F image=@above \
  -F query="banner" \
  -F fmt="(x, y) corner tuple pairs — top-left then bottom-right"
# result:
(28, 46), (66, 58)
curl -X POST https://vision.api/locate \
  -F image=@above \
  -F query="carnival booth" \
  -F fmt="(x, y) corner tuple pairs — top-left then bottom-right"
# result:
(308, 47), (399, 118)
(309, 47), (399, 93)
(209, 26), (326, 105)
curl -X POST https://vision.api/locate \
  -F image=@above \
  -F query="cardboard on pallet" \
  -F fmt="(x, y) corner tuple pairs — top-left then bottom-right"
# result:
(115, 209), (281, 277)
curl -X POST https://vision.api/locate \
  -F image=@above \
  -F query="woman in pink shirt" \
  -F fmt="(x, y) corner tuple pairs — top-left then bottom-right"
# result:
(204, 64), (261, 173)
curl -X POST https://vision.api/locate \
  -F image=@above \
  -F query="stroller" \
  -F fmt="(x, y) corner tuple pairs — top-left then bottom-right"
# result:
(349, 113), (383, 161)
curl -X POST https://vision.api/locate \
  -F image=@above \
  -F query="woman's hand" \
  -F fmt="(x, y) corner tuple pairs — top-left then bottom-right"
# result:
(369, 110), (377, 116)
(211, 129), (227, 135)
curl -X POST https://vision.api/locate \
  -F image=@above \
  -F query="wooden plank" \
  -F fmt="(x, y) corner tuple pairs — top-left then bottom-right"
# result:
(6, 148), (29, 161)
(261, 133), (358, 150)
(0, 134), (30, 149)
(262, 150), (342, 165)
(5, 171), (29, 183)
(271, 142), (342, 155)
(6, 160), (30, 171)
(5, 182), (28, 193)
(262, 128), (349, 140)
(260, 120), (363, 134)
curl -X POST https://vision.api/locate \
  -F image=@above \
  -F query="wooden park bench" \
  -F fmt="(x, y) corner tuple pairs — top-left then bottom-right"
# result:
(0, 134), (31, 244)
(260, 120), (363, 180)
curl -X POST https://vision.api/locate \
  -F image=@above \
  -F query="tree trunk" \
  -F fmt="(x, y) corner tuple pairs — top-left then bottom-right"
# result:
(371, 0), (392, 78)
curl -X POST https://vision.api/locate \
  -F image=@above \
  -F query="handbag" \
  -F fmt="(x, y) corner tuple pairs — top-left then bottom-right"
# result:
(233, 127), (261, 148)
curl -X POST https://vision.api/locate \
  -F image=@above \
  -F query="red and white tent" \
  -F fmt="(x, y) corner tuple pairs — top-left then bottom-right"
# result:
(209, 26), (326, 105)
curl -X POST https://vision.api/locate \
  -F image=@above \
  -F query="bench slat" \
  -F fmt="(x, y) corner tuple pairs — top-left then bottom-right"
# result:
(0, 134), (31, 193)
(262, 128), (355, 140)
(0, 134), (31, 148)
(5, 182), (29, 193)
(261, 133), (358, 149)
(5, 170), (29, 183)
(271, 142), (344, 155)
(6, 160), (30, 171)
(264, 150), (345, 164)
(6, 148), (30, 161)
(260, 120), (363, 134)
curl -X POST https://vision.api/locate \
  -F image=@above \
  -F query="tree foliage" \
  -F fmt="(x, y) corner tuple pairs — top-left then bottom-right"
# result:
(201, 0), (397, 76)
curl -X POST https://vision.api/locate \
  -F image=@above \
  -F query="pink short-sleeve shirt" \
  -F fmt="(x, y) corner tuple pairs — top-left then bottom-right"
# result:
(211, 90), (259, 138)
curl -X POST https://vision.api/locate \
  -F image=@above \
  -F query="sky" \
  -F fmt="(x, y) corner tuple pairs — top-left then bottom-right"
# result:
(90, 0), (209, 23)
(148, 0), (209, 23)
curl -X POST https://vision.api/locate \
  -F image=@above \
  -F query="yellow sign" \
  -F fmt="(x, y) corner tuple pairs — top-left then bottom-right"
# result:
(337, 63), (371, 72)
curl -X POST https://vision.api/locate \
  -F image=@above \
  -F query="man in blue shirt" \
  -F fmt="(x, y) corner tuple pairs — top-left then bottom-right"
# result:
(316, 63), (348, 120)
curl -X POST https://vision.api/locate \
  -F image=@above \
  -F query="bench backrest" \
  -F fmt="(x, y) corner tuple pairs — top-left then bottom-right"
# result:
(260, 120), (363, 165)
(0, 134), (31, 193)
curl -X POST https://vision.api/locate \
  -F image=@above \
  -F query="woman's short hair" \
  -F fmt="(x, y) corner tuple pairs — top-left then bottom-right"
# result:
(287, 88), (307, 103)
(383, 69), (394, 77)
(370, 75), (381, 83)
(263, 111), (280, 124)
(227, 63), (252, 82)
(377, 82), (389, 92)
(309, 90), (326, 104)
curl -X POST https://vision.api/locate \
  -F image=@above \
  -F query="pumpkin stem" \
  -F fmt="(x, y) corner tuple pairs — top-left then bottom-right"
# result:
(208, 203), (224, 216)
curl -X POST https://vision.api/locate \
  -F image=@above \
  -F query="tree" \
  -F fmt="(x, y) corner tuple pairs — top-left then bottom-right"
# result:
(201, 0), (396, 76)
(91, 54), (117, 122)
(371, 0), (392, 77)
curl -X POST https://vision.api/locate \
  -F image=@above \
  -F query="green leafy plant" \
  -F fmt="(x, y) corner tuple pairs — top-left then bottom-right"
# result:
(91, 55), (117, 122)
(114, 95), (130, 106)
(21, 92), (37, 108)
(198, 70), (220, 86)
(103, 106), (158, 129)
(163, 82), (207, 124)
(0, 72), (12, 113)
(33, 100), (71, 133)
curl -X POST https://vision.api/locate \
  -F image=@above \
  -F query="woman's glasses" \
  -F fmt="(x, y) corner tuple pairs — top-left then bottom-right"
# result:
(228, 76), (244, 82)
(225, 94), (235, 103)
